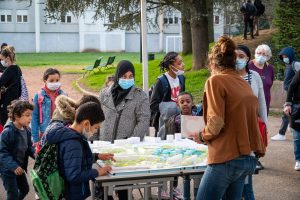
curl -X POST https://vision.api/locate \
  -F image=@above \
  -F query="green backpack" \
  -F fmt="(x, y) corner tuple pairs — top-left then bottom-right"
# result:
(30, 143), (65, 200)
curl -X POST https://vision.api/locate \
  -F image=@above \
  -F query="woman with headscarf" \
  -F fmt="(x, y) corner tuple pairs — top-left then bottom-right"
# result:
(99, 60), (150, 141)
(99, 60), (150, 199)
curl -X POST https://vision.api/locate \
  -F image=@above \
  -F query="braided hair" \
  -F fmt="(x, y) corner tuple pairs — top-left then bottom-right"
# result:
(159, 52), (179, 72)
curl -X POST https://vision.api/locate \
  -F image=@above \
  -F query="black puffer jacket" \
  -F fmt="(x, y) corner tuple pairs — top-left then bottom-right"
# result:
(286, 71), (300, 131)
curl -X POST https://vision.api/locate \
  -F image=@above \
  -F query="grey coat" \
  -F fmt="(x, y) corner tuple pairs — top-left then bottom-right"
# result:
(99, 85), (150, 142)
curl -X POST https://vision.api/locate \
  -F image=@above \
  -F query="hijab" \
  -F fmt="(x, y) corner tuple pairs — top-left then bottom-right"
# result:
(111, 60), (135, 106)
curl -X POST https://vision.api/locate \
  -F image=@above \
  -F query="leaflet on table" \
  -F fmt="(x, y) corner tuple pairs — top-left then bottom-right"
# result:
(181, 115), (205, 138)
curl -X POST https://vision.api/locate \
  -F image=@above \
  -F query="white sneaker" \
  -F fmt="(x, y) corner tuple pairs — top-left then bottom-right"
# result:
(295, 161), (300, 171)
(271, 133), (286, 141)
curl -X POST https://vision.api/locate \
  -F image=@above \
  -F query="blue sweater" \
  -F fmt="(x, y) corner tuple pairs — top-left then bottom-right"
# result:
(45, 123), (98, 200)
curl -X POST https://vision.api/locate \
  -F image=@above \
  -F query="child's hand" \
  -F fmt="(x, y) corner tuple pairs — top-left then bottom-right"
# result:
(99, 153), (115, 162)
(97, 165), (112, 176)
(14, 167), (24, 176)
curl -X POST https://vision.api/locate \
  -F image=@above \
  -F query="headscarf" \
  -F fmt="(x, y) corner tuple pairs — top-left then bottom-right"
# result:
(111, 60), (135, 106)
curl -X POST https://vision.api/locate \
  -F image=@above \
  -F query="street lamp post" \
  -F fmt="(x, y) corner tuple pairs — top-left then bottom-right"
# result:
(141, 0), (149, 95)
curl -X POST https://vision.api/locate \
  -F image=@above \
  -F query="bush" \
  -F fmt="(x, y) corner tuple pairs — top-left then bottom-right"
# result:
(273, 1), (300, 56)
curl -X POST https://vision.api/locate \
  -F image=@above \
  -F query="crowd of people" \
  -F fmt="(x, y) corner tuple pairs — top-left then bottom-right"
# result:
(0, 35), (299, 200)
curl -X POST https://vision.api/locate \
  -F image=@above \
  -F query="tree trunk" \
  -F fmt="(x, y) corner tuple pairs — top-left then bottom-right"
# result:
(206, 0), (214, 43)
(189, 0), (209, 70)
(181, 8), (192, 55)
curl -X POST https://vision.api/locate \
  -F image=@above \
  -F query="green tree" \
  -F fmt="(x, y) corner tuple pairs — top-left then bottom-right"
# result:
(273, 0), (300, 55)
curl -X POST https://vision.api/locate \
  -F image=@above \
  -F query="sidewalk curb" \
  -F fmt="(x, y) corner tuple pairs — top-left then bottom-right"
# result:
(75, 77), (98, 97)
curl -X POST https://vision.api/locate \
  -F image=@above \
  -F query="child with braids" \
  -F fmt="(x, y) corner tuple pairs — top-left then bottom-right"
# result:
(150, 52), (186, 133)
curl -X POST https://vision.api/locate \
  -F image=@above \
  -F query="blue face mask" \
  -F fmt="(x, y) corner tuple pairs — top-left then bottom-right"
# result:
(283, 57), (290, 64)
(236, 59), (247, 70)
(255, 55), (267, 65)
(118, 78), (134, 90)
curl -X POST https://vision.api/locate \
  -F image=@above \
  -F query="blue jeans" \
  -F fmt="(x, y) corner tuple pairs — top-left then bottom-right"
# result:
(292, 129), (300, 161)
(242, 175), (255, 200)
(1, 172), (29, 200)
(196, 155), (257, 200)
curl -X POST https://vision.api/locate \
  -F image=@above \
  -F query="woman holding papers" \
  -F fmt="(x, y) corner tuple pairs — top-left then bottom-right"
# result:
(194, 36), (265, 200)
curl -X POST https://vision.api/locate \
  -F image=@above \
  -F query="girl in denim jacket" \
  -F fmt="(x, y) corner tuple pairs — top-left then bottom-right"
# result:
(31, 68), (65, 150)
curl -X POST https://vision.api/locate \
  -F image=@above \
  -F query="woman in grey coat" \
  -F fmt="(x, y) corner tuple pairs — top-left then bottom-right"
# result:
(99, 60), (150, 143)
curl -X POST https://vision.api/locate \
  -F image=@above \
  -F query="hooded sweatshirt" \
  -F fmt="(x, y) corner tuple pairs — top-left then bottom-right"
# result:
(279, 47), (300, 91)
(45, 123), (98, 200)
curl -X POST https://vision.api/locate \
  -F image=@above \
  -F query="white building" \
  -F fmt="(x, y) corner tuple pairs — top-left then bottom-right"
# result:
(0, 0), (238, 53)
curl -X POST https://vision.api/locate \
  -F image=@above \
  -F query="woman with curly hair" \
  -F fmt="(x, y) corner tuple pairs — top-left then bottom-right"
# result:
(194, 36), (265, 200)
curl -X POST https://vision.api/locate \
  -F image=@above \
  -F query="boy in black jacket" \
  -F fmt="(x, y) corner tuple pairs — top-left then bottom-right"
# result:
(0, 100), (35, 200)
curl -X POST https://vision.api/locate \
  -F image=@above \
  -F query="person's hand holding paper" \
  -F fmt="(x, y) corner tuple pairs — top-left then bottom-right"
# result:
(181, 115), (205, 138)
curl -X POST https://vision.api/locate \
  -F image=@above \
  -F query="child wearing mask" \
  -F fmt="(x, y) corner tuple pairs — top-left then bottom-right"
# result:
(31, 68), (65, 150)
(45, 102), (112, 200)
(150, 52), (185, 133)
(0, 100), (35, 200)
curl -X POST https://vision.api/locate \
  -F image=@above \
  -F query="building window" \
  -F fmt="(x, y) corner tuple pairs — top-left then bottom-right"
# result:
(174, 17), (179, 24)
(0, 10), (12, 23)
(16, 10), (28, 23)
(214, 15), (220, 25)
(108, 13), (115, 24)
(164, 12), (180, 25)
(226, 15), (230, 25)
(60, 13), (77, 23)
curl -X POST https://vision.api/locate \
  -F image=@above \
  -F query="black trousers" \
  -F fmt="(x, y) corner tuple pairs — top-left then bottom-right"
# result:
(1, 172), (30, 200)
(279, 114), (289, 136)
(244, 18), (254, 39)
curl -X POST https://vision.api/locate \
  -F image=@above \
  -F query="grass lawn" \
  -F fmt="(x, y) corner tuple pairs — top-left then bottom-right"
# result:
(17, 52), (165, 67)
(79, 54), (209, 103)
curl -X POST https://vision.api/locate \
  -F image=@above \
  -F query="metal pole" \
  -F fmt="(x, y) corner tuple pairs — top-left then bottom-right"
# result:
(141, 0), (149, 94)
(35, 0), (40, 53)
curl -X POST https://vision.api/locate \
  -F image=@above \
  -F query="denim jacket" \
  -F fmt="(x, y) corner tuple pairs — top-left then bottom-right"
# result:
(31, 89), (64, 143)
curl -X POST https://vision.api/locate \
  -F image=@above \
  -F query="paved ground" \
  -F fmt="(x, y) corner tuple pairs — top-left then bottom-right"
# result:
(1, 68), (300, 200)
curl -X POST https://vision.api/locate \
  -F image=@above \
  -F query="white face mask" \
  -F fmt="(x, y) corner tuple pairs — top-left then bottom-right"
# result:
(171, 65), (185, 76)
(46, 82), (61, 91)
(1, 60), (9, 68)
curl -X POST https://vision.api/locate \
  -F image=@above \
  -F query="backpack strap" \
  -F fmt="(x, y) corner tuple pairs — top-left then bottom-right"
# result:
(38, 91), (44, 124)
(158, 74), (170, 100)
(178, 75), (185, 91)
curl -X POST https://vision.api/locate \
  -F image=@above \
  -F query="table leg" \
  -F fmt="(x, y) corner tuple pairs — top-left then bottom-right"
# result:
(90, 181), (95, 200)
(183, 175), (190, 200)
(144, 186), (149, 200)
(128, 188), (133, 200)
(158, 185), (162, 200)
(193, 177), (201, 199)
(170, 180), (174, 200)
(104, 186), (108, 200)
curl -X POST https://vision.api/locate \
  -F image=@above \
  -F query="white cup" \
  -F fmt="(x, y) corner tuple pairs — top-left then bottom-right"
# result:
(149, 127), (156, 137)
(174, 133), (182, 141)
(166, 134), (174, 142)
